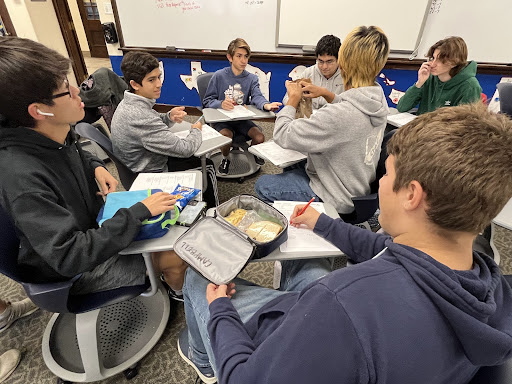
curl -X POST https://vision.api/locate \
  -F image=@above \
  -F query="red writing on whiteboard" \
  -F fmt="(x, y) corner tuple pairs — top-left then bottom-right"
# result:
(157, 1), (201, 12)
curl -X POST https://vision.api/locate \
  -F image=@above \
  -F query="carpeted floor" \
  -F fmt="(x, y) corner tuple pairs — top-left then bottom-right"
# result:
(2, 115), (512, 384)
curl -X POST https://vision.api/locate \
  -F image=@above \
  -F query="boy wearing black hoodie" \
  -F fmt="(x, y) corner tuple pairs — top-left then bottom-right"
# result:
(0, 37), (182, 295)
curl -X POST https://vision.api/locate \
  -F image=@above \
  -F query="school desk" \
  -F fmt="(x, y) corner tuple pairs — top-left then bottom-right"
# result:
(170, 121), (232, 193)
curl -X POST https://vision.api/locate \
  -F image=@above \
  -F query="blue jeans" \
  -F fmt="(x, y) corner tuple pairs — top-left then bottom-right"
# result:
(254, 167), (320, 203)
(183, 258), (333, 375)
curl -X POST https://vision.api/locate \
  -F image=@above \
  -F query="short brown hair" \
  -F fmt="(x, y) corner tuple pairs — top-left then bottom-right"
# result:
(387, 103), (512, 234)
(427, 37), (468, 78)
(121, 51), (159, 92)
(0, 37), (70, 128)
(338, 26), (389, 89)
(227, 38), (251, 58)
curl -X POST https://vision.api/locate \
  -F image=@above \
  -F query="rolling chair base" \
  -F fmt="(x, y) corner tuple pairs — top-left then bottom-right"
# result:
(210, 149), (261, 180)
(42, 285), (170, 382)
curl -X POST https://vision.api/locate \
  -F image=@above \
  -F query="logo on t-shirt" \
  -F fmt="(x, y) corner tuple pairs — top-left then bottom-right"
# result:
(224, 84), (245, 105)
(444, 100), (451, 106)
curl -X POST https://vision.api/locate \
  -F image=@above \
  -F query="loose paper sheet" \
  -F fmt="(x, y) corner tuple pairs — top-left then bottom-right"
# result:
(272, 201), (339, 253)
(217, 105), (256, 119)
(387, 112), (416, 127)
(173, 124), (223, 141)
(250, 141), (306, 167)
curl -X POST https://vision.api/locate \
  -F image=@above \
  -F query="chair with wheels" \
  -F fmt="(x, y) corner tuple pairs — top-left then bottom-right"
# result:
(339, 129), (397, 227)
(75, 122), (138, 190)
(0, 204), (170, 383)
(196, 72), (261, 181)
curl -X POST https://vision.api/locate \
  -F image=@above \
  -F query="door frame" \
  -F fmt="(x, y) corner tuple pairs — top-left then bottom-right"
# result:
(0, 1), (17, 36)
(75, 0), (108, 58)
(52, 0), (88, 83)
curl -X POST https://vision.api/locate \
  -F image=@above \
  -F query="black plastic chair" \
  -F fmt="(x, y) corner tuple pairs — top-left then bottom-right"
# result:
(340, 129), (397, 225)
(497, 83), (512, 118)
(196, 72), (261, 180)
(0, 204), (170, 382)
(75, 122), (138, 190)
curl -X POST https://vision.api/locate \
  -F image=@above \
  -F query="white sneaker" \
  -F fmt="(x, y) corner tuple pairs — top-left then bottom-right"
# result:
(0, 298), (38, 333)
(0, 349), (21, 383)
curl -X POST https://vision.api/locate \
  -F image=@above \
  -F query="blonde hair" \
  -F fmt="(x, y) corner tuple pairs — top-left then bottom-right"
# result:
(227, 38), (251, 58)
(387, 103), (512, 234)
(427, 36), (468, 78)
(338, 26), (389, 89)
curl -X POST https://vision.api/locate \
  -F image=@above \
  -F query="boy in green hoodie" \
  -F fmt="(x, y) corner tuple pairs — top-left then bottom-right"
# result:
(397, 36), (482, 115)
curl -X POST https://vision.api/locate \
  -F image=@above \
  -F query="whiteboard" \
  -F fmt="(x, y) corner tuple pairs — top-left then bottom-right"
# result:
(278, 0), (431, 52)
(416, 0), (512, 64)
(115, 0), (278, 52)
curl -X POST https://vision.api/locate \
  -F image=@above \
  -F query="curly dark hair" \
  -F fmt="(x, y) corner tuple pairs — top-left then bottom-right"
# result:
(315, 35), (342, 58)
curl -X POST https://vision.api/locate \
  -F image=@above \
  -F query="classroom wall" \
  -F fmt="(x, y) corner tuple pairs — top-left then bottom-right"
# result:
(5, 0), (78, 86)
(4, 0), (37, 40)
(109, 56), (504, 109)
(24, 0), (69, 59)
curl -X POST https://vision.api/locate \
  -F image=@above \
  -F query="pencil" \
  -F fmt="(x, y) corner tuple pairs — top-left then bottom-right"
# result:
(292, 197), (315, 223)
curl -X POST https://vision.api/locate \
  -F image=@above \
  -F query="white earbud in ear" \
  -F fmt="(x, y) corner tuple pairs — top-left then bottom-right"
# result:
(36, 109), (54, 117)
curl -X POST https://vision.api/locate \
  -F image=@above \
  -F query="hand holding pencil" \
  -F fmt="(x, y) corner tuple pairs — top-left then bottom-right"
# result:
(289, 197), (321, 229)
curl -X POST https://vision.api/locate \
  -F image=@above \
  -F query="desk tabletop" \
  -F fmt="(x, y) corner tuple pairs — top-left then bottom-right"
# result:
(205, 202), (343, 262)
(120, 225), (188, 255)
(170, 121), (232, 157)
(203, 105), (275, 123)
(122, 201), (343, 258)
(494, 198), (512, 230)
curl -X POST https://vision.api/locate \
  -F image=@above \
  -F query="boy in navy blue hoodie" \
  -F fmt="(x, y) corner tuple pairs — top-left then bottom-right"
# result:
(202, 38), (281, 174)
(179, 102), (512, 384)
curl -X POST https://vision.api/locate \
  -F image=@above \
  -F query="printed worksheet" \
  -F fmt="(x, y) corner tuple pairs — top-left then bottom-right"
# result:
(272, 201), (339, 253)
(173, 124), (223, 141)
(130, 172), (197, 195)
(217, 105), (256, 119)
(250, 141), (306, 167)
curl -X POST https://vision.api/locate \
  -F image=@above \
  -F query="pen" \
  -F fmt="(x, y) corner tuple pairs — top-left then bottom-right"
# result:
(194, 115), (204, 124)
(292, 197), (315, 223)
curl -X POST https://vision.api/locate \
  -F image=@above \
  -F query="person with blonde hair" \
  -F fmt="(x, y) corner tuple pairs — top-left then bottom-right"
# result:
(255, 26), (390, 214)
(397, 36), (482, 114)
(180, 103), (512, 384)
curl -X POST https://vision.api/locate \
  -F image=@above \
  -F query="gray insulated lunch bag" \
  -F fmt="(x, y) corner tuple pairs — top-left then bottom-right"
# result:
(173, 195), (288, 285)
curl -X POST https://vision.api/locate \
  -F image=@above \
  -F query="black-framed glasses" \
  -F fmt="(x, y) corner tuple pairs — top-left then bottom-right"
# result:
(50, 78), (71, 99)
(316, 59), (337, 66)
